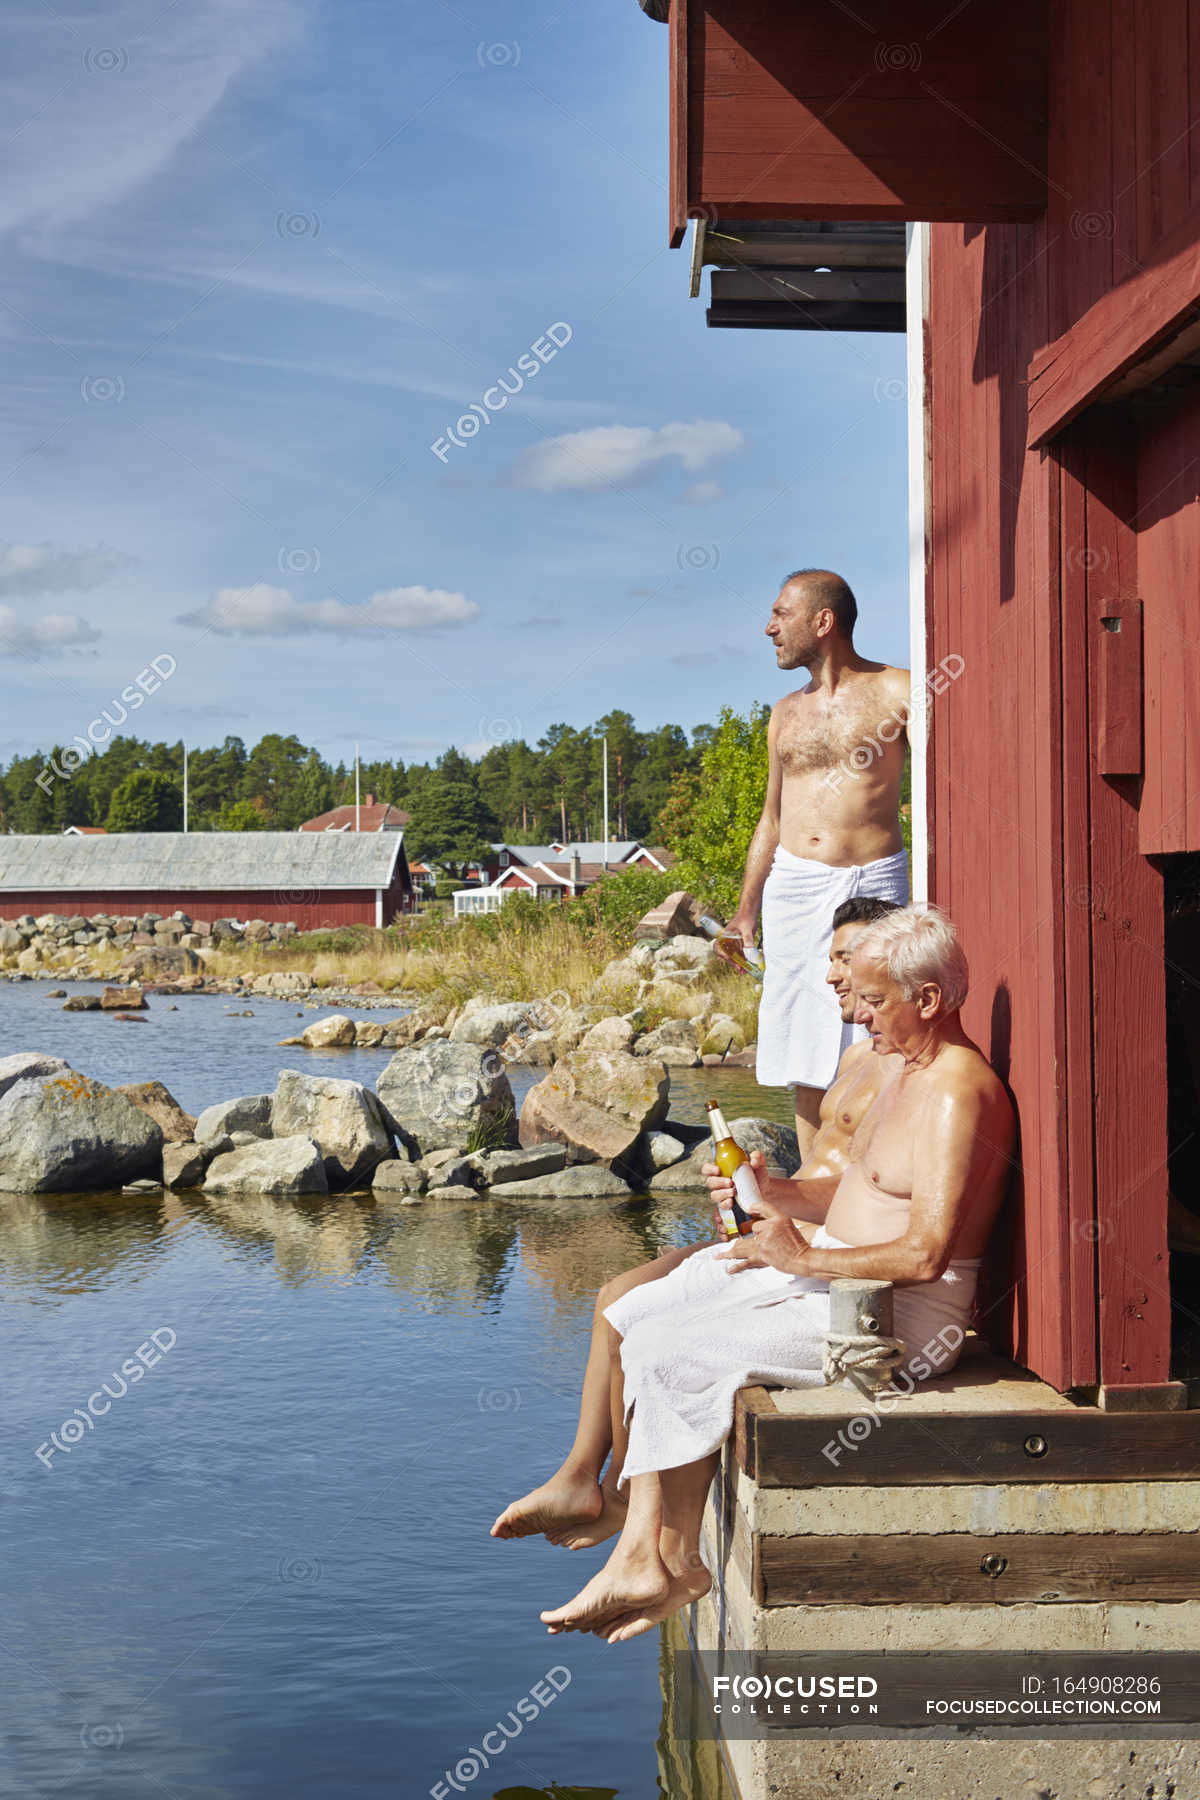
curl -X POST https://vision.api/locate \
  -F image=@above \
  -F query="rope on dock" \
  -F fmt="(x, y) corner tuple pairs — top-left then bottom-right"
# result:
(822, 1331), (907, 1393)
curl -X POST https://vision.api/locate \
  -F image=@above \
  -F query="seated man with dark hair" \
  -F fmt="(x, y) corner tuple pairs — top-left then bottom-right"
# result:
(491, 895), (902, 1552)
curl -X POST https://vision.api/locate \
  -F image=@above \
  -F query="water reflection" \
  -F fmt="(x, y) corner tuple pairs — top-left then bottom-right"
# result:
(0, 1177), (740, 1798)
(0, 1190), (176, 1300)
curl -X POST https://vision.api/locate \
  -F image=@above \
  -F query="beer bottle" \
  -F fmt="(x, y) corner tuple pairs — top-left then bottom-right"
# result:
(706, 1100), (760, 1238)
(697, 913), (765, 981)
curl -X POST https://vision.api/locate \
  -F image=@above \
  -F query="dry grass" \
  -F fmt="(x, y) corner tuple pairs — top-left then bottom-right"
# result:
(195, 913), (763, 1036)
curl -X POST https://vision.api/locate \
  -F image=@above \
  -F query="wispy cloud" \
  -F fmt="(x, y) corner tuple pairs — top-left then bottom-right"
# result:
(0, 605), (100, 656)
(513, 421), (745, 494)
(1, 1), (304, 239)
(0, 541), (135, 597)
(179, 581), (480, 636)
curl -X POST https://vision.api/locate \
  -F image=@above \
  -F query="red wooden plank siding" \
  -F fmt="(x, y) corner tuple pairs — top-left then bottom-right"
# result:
(1138, 385), (1200, 855)
(1081, 424), (1171, 1388)
(673, 0), (1046, 228)
(0, 886), (405, 929)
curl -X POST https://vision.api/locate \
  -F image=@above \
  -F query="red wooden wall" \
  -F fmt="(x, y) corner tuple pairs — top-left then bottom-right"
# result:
(927, 0), (1200, 1392)
(0, 884), (410, 929)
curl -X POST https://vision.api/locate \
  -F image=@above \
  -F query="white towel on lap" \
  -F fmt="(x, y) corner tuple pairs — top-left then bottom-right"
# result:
(756, 846), (909, 1089)
(603, 1224), (979, 1483)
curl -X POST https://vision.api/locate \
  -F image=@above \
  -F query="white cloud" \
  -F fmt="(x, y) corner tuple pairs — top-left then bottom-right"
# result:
(0, 541), (135, 596)
(682, 480), (724, 506)
(0, 605), (101, 656)
(179, 582), (480, 636)
(512, 421), (745, 494)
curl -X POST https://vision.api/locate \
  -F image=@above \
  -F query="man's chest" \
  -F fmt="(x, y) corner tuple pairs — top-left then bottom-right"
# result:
(848, 1085), (917, 1198)
(776, 693), (897, 775)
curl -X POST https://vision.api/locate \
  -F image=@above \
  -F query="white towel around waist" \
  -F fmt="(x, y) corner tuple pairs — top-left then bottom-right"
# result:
(756, 845), (909, 1090)
(604, 1221), (979, 1482)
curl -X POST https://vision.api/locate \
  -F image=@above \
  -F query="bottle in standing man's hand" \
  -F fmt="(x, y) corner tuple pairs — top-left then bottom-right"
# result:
(706, 1100), (761, 1239)
(697, 913), (765, 981)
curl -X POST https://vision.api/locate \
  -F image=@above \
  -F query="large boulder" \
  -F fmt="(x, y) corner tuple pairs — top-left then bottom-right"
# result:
(579, 1016), (636, 1056)
(0, 1052), (71, 1101)
(113, 1080), (197, 1144)
(372, 1159), (426, 1196)
(648, 1115), (802, 1193)
(0, 924), (26, 954)
(376, 1040), (516, 1154)
(163, 1140), (216, 1188)
(121, 945), (202, 979)
(493, 1163), (635, 1200)
(101, 985), (145, 1011)
(269, 1069), (393, 1187)
(474, 1143), (569, 1186)
(634, 890), (699, 941)
(204, 1135), (329, 1197)
(0, 1071), (163, 1192)
(635, 1018), (701, 1066)
(699, 1014), (749, 1056)
(300, 1014), (357, 1049)
(195, 1093), (272, 1146)
(518, 1049), (669, 1170)
(449, 1001), (537, 1050)
(250, 972), (311, 997)
(656, 934), (716, 971)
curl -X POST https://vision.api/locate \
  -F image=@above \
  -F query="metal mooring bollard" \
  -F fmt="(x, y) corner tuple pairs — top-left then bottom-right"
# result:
(823, 1277), (904, 1395)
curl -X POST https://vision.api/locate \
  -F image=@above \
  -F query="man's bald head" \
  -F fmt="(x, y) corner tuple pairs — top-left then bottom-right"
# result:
(767, 569), (859, 669)
(783, 569), (858, 641)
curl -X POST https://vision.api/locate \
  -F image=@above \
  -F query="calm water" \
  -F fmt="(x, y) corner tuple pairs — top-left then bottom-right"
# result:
(0, 979), (789, 1799)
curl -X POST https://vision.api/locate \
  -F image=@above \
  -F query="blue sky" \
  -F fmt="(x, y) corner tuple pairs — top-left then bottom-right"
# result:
(1, 0), (908, 770)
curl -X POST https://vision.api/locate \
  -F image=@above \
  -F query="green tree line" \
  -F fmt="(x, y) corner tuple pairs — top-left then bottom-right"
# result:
(0, 713), (720, 874)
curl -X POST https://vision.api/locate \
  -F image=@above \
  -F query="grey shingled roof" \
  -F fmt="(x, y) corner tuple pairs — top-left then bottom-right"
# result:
(0, 832), (405, 892)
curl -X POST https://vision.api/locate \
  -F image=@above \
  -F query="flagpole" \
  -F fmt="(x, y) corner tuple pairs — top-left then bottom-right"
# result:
(183, 744), (188, 832)
(603, 736), (609, 870)
(355, 743), (360, 832)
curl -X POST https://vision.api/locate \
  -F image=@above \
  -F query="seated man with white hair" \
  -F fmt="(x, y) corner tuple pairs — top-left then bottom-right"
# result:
(538, 904), (1015, 1645)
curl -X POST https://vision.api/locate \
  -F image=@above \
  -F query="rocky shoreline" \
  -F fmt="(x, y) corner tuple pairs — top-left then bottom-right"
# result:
(0, 900), (761, 1064)
(0, 1045), (799, 1204)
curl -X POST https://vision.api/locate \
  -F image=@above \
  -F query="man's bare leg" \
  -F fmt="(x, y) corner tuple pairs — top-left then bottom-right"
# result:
(491, 1244), (702, 1542)
(540, 1450), (720, 1640)
(597, 1452), (719, 1643)
(539, 1471), (669, 1635)
(793, 1082), (823, 1159)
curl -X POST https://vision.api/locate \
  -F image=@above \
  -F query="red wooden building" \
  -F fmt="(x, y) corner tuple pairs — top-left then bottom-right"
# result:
(640, 0), (1200, 1404)
(0, 831), (414, 928)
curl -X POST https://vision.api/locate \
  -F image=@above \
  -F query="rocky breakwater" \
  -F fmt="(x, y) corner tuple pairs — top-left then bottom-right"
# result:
(0, 910), (298, 981)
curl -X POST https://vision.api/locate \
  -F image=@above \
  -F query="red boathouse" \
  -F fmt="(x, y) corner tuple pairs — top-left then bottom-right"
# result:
(0, 831), (415, 929)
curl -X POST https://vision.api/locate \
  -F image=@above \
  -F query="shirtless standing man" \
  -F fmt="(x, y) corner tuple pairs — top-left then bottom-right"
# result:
(538, 905), (1014, 1643)
(490, 896), (902, 1551)
(721, 569), (910, 1152)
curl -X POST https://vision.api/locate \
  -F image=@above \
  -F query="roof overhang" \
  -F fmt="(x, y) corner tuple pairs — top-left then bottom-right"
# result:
(651, 0), (1048, 248)
(698, 222), (905, 331)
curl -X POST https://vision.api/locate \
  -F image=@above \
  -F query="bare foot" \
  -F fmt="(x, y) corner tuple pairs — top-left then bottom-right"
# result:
(546, 1482), (628, 1550)
(491, 1470), (604, 1540)
(539, 1556), (670, 1635)
(595, 1563), (712, 1644)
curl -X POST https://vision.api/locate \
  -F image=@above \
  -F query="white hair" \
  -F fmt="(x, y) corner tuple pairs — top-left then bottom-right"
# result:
(847, 904), (969, 1012)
